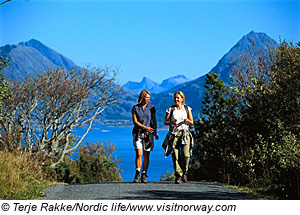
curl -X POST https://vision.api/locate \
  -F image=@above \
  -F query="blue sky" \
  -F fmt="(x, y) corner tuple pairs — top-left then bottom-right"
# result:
(1, 0), (299, 84)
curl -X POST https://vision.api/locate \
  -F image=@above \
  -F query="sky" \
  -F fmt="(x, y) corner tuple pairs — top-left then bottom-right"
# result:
(1, 0), (299, 84)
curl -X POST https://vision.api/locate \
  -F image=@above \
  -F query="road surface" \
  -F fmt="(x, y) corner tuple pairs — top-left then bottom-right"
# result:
(42, 181), (255, 200)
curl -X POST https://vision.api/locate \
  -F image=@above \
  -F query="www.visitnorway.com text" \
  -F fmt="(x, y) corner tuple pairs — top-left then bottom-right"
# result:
(2, 202), (237, 214)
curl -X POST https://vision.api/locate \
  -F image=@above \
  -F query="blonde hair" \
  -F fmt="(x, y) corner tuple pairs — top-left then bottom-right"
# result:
(174, 91), (185, 104)
(138, 90), (151, 104)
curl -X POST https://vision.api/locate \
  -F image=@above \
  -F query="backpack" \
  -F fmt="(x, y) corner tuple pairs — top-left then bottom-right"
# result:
(169, 104), (189, 122)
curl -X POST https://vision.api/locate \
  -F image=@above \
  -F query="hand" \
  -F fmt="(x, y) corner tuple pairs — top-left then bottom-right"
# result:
(171, 119), (177, 126)
(184, 119), (190, 125)
(154, 133), (159, 140)
(145, 126), (154, 133)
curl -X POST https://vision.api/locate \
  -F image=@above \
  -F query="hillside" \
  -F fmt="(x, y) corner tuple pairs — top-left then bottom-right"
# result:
(0, 31), (278, 124)
(151, 31), (278, 122)
(0, 39), (77, 80)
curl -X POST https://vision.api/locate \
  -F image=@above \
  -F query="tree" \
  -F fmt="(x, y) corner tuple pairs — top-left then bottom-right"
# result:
(227, 40), (300, 198)
(191, 72), (239, 183)
(269, 41), (300, 134)
(0, 0), (29, 5)
(0, 66), (125, 168)
(229, 41), (300, 146)
(192, 41), (300, 198)
(0, 57), (11, 107)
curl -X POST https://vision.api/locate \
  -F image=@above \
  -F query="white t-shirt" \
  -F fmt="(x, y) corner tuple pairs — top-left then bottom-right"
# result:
(166, 105), (192, 130)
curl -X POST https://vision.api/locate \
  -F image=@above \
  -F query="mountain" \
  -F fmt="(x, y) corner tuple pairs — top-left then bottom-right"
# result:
(0, 39), (77, 80)
(0, 31), (278, 124)
(124, 75), (191, 94)
(151, 31), (278, 121)
(208, 31), (277, 83)
(19, 39), (77, 69)
(123, 77), (159, 93)
(154, 75), (191, 93)
(160, 75), (191, 89)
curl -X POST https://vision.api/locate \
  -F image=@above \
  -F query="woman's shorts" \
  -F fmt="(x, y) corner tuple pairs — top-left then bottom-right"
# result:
(133, 133), (154, 151)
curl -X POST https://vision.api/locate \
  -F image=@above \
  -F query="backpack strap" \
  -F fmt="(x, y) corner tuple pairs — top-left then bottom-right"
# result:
(183, 104), (189, 118)
(170, 104), (189, 118)
(169, 105), (176, 119)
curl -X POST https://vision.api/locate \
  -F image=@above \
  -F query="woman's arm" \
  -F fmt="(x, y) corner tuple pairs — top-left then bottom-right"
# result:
(184, 110), (194, 125)
(164, 112), (170, 126)
(132, 110), (154, 133)
(164, 112), (177, 126)
(151, 111), (159, 139)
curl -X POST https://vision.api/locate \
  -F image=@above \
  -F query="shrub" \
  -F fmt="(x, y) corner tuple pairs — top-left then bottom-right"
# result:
(191, 41), (300, 199)
(0, 150), (50, 200)
(160, 170), (175, 181)
(53, 141), (123, 183)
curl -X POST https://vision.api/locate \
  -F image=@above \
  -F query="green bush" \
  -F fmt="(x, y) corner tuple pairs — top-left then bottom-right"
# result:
(76, 141), (123, 183)
(53, 141), (123, 183)
(191, 41), (300, 199)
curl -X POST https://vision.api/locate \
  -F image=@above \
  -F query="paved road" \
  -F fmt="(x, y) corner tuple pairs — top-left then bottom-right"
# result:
(42, 181), (255, 200)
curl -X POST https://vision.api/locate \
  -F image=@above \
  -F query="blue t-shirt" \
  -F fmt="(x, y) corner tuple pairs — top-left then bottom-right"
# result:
(132, 103), (156, 129)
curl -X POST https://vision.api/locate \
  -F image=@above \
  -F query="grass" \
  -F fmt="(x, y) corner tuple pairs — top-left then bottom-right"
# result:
(218, 183), (282, 200)
(0, 150), (52, 200)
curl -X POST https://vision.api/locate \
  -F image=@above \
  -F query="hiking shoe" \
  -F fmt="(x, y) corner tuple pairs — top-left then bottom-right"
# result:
(141, 172), (147, 183)
(182, 174), (188, 183)
(133, 170), (140, 183)
(175, 175), (182, 184)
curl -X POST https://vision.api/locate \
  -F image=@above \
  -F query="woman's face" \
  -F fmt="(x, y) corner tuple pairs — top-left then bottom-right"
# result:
(174, 93), (183, 106)
(144, 94), (150, 104)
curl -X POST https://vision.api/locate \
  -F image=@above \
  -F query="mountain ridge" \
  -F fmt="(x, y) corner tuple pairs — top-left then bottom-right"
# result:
(124, 77), (159, 93)
(0, 31), (278, 123)
(150, 31), (278, 121)
(124, 75), (191, 94)
(18, 39), (77, 69)
(0, 39), (77, 80)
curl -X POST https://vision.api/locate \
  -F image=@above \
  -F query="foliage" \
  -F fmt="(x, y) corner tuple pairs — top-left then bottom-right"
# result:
(0, 57), (11, 107)
(191, 41), (300, 199)
(190, 72), (240, 183)
(0, 140), (123, 199)
(0, 139), (123, 199)
(0, 61), (124, 198)
(160, 170), (175, 181)
(0, 66), (125, 167)
(0, 150), (50, 200)
(76, 141), (123, 182)
(53, 141), (123, 183)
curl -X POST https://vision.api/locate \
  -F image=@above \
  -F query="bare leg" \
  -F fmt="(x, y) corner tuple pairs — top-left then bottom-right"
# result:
(133, 149), (143, 182)
(142, 151), (150, 172)
(141, 151), (150, 183)
(135, 149), (143, 169)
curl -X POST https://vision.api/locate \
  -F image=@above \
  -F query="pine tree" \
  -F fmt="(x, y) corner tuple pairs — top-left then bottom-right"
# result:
(192, 72), (238, 183)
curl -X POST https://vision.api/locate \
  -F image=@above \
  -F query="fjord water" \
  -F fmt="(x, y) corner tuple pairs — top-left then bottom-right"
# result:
(71, 125), (173, 181)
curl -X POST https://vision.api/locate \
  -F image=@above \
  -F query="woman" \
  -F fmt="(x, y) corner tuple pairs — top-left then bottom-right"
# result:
(163, 91), (194, 184)
(132, 90), (158, 183)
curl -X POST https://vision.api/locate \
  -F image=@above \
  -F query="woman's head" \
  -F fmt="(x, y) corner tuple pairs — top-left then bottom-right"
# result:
(174, 91), (185, 105)
(138, 90), (151, 104)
